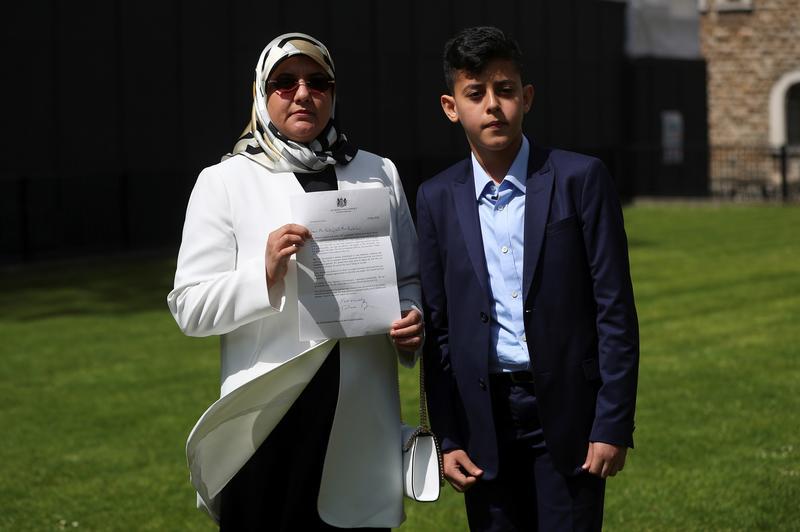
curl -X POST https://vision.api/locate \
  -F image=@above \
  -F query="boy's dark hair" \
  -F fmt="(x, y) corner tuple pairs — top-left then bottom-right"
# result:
(443, 26), (523, 93)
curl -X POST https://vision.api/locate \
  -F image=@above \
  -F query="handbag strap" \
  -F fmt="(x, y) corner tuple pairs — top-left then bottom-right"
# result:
(397, 349), (445, 484)
(415, 352), (444, 484)
(418, 352), (431, 431)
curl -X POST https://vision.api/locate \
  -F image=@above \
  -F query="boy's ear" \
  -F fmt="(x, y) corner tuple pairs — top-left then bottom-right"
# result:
(440, 94), (460, 123)
(523, 84), (534, 113)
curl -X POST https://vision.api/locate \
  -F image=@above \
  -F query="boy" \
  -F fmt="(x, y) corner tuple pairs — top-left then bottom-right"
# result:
(417, 26), (639, 531)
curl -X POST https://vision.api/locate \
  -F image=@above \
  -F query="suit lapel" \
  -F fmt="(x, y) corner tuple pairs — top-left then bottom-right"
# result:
(523, 146), (554, 300)
(452, 161), (490, 298)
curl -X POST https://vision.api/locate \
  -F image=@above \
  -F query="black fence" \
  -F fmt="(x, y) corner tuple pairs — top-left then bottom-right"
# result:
(710, 145), (800, 201)
(1, 0), (629, 200)
(10, 144), (795, 264)
(0, 143), (688, 264)
(0, 0), (631, 264)
(0, 0), (716, 264)
(1, 149), (623, 264)
(0, 172), (192, 263)
(616, 145), (709, 198)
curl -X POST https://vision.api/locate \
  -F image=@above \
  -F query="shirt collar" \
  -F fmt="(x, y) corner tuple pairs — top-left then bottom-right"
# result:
(472, 135), (530, 200)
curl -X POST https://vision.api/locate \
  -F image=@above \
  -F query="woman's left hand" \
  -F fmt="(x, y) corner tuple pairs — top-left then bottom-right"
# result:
(390, 309), (423, 353)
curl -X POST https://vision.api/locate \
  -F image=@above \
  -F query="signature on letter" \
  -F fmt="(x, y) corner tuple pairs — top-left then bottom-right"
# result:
(341, 297), (369, 312)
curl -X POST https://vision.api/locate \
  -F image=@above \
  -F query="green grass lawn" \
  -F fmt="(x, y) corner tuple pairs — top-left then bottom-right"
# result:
(1, 204), (798, 531)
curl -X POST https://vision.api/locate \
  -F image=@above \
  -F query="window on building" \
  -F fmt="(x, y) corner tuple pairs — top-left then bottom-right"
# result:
(714, 0), (753, 11)
(787, 84), (800, 146)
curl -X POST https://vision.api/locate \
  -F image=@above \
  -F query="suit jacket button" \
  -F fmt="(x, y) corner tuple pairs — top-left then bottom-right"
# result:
(478, 378), (487, 390)
(480, 312), (488, 323)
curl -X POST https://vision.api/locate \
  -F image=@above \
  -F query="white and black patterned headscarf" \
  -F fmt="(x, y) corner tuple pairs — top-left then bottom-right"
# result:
(225, 32), (357, 172)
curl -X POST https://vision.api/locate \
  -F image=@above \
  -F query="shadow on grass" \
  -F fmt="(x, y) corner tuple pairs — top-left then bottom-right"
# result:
(0, 254), (178, 321)
(626, 237), (655, 249)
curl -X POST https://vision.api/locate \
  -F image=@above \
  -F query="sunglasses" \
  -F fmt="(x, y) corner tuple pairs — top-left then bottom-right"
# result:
(266, 75), (335, 95)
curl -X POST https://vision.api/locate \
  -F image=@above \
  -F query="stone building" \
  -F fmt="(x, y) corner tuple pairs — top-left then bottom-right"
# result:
(700, 0), (800, 196)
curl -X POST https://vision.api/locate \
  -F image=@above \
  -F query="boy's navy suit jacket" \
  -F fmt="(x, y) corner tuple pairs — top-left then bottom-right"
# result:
(416, 143), (640, 478)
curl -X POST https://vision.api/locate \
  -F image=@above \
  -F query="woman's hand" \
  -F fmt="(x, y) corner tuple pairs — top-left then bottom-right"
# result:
(265, 224), (311, 288)
(390, 308), (423, 353)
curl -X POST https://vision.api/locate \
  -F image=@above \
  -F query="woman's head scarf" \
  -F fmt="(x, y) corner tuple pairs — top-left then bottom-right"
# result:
(225, 32), (357, 172)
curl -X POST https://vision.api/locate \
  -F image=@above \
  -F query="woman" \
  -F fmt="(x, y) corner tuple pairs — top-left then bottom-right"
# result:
(167, 33), (422, 530)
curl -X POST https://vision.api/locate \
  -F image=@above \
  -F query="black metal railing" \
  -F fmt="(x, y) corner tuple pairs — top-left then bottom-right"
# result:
(0, 171), (193, 264)
(2, 144), (796, 265)
(709, 145), (800, 201)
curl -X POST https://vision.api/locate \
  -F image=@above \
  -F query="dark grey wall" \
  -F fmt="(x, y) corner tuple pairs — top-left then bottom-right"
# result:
(1, 0), (640, 262)
(623, 57), (709, 196)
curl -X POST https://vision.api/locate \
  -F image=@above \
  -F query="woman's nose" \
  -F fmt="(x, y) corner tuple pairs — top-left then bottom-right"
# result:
(294, 81), (312, 101)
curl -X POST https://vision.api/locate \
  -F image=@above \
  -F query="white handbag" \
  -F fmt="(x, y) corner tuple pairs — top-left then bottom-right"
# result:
(401, 356), (443, 502)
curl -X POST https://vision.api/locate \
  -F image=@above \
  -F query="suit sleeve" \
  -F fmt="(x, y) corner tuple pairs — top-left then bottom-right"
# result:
(579, 159), (640, 448)
(417, 185), (464, 452)
(167, 168), (281, 337)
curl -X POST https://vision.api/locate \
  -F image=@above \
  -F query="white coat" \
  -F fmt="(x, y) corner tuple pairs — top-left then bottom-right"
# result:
(167, 150), (421, 527)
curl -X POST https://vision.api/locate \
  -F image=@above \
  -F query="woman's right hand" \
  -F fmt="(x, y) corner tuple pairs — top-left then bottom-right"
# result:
(266, 224), (311, 288)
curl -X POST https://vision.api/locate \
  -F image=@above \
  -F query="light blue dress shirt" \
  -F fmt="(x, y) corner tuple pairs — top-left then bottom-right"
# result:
(472, 136), (531, 373)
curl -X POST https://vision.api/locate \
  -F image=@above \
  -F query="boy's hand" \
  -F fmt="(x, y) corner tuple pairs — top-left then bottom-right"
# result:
(443, 449), (484, 492)
(582, 441), (627, 478)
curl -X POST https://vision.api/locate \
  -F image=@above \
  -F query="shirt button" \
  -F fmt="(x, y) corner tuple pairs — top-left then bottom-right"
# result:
(497, 204), (505, 211)
(501, 246), (509, 254)
(522, 334), (527, 342)
(511, 291), (518, 298)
